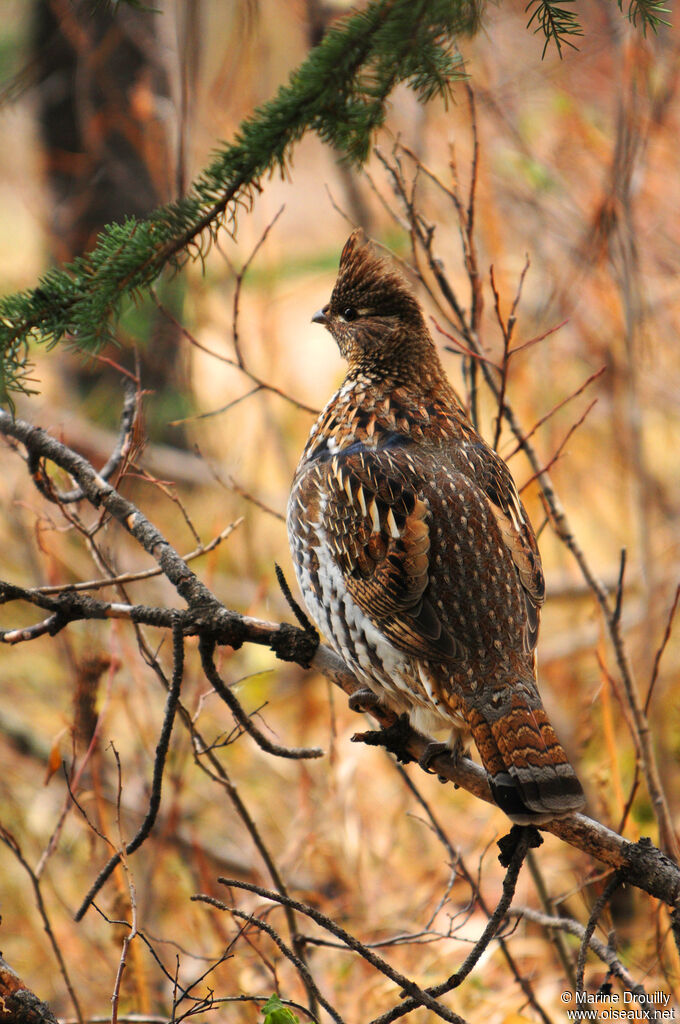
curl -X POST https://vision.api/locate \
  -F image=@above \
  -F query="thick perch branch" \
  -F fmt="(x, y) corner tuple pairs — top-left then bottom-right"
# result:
(0, 955), (58, 1024)
(0, 409), (679, 911)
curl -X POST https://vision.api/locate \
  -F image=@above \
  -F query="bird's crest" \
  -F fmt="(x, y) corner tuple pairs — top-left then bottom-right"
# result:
(331, 229), (420, 321)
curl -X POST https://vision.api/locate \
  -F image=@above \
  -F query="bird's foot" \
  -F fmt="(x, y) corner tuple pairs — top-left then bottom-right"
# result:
(497, 824), (543, 867)
(419, 734), (465, 783)
(348, 687), (380, 713)
(352, 712), (414, 764)
(418, 741), (450, 781)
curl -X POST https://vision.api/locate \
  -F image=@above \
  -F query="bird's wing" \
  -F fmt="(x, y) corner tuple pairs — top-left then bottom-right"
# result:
(459, 441), (545, 653)
(293, 444), (459, 661)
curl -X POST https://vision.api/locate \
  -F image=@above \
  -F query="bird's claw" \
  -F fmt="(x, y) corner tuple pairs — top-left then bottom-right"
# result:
(418, 736), (465, 783)
(348, 687), (380, 713)
(418, 741), (450, 780)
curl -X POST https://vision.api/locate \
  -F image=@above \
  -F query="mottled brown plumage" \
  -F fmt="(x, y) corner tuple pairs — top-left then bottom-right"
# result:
(287, 229), (585, 823)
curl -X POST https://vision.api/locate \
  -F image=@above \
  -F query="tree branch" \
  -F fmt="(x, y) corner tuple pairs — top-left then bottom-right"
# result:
(0, 954), (59, 1024)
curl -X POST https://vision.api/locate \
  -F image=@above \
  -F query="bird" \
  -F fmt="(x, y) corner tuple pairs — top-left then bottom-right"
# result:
(287, 228), (585, 824)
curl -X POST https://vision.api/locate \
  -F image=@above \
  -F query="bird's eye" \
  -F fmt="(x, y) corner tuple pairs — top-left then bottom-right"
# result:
(343, 306), (358, 321)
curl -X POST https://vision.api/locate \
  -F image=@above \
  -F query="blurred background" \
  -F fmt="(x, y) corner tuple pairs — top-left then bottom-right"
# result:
(0, 0), (678, 1020)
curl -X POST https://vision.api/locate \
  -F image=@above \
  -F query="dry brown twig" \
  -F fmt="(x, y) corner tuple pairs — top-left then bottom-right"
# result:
(151, 306), (316, 423)
(34, 517), (244, 595)
(394, 763), (555, 1024)
(195, 882), (470, 1023)
(151, 208), (318, 426)
(0, 827), (84, 1024)
(508, 905), (655, 1012)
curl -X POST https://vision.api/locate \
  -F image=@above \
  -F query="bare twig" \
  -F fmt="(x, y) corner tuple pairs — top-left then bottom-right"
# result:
(371, 827), (541, 1024)
(35, 518), (244, 595)
(519, 398), (598, 493)
(525, 850), (577, 990)
(394, 763), (553, 1024)
(198, 896), (344, 1024)
(74, 616), (185, 920)
(575, 872), (623, 997)
(151, 278), (317, 422)
(644, 584), (680, 715)
(27, 384), (139, 506)
(230, 205), (286, 368)
(508, 905), (660, 1003)
(570, 873), (662, 1021)
(182, 690), (322, 1017)
(198, 633), (323, 760)
(613, 548), (628, 629)
(490, 258), (529, 451)
(111, 851), (139, 1024)
(0, 830), (84, 1023)
(196, 881), (469, 1023)
(504, 366), (606, 460)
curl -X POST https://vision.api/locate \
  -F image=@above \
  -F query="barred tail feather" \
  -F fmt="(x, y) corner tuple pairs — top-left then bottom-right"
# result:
(468, 690), (585, 825)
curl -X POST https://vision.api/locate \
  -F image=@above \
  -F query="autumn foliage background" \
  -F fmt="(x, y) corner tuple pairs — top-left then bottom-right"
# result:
(0, 1), (679, 1021)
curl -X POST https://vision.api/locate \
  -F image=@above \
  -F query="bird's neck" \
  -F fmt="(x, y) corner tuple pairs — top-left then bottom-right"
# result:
(347, 334), (449, 394)
(303, 363), (473, 463)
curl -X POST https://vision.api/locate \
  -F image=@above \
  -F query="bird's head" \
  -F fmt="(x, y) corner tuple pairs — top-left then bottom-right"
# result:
(313, 229), (436, 381)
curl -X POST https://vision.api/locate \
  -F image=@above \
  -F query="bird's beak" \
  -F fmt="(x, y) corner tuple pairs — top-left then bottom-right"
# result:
(312, 304), (329, 326)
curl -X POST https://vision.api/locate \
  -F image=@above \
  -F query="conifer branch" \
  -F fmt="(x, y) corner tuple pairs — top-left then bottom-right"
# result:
(525, 0), (584, 57)
(618, 0), (671, 34)
(0, 0), (475, 405)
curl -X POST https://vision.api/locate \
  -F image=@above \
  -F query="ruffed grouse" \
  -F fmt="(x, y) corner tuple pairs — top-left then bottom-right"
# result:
(287, 229), (585, 824)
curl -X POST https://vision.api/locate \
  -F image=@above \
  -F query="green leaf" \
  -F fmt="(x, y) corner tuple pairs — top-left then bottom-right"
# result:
(261, 993), (300, 1023)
